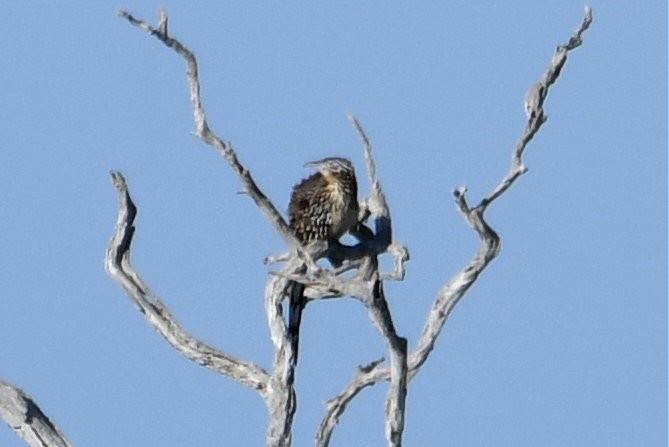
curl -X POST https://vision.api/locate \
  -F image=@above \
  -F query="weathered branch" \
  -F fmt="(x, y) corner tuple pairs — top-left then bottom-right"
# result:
(264, 272), (297, 446)
(316, 6), (593, 443)
(268, 113), (409, 447)
(482, 5), (593, 208)
(117, 9), (327, 446)
(414, 5), (593, 369)
(0, 380), (72, 447)
(117, 10), (319, 446)
(117, 6), (591, 447)
(105, 171), (271, 394)
(118, 9), (318, 273)
(343, 117), (408, 447)
(304, 117), (408, 447)
(364, 279), (408, 447)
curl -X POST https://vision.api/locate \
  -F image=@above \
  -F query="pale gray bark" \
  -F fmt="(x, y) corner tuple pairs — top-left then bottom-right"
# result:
(107, 6), (593, 447)
(106, 171), (271, 394)
(0, 6), (592, 447)
(116, 9), (409, 447)
(0, 380), (72, 447)
(316, 8), (593, 445)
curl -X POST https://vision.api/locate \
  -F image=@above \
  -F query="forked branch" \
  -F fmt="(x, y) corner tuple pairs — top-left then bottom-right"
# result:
(116, 6), (591, 447)
(316, 7), (593, 445)
(116, 9), (411, 447)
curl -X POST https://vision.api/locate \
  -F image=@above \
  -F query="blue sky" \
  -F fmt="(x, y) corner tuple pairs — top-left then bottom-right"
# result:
(1, 2), (666, 446)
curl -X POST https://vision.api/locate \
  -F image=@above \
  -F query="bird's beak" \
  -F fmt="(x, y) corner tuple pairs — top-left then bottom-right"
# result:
(303, 160), (320, 169)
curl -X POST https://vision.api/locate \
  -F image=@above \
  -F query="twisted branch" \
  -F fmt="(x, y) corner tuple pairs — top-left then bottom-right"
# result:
(118, 9), (316, 271)
(117, 9), (407, 446)
(300, 116), (408, 447)
(105, 172), (271, 393)
(316, 6), (593, 444)
(117, 10), (313, 446)
(116, 6), (591, 447)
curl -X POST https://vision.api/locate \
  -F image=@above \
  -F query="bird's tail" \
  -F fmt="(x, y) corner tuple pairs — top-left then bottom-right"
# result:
(287, 280), (306, 363)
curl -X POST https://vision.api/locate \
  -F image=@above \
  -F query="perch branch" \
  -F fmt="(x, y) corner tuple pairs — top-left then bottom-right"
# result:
(105, 171), (270, 395)
(313, 117), (409, 447)
(0, 379), (72, 447)
(316, 7), (593, 444)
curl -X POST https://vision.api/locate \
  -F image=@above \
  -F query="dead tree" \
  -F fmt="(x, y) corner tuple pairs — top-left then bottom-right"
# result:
(1, 7), (592, 447)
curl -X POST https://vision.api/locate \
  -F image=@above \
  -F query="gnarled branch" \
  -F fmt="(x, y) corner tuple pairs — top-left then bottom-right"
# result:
(116, 9), (409, 446)
(105, 171), (271, 394)
(118, 9), (317, 273)
(315, 6), (593, 444)
(116, 6), (591, 447)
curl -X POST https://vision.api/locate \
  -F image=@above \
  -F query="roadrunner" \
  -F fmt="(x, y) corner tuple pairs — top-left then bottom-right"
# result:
(287, 157), (359, 359)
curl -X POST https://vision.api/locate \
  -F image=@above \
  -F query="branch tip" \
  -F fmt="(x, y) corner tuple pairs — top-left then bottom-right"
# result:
(109, 170), (127, 189)
(158, 7), (169, 36)
(359, 357), (385, 373)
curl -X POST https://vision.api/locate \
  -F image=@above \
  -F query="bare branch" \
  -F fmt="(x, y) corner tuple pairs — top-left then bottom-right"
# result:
(0, 380), (72, 447)
(362, 280), (407, 447)
(264, 273), (297, 447)
(348, 113), (378, 192)
(264, 246), (338, 446)
(317, 7), (593, 442)
(118, 10), (311, 446)
(116, 7), (591, 447)
(316, 361), (383, 447)
(105, 171), (270, 395)
(308, 275), (408, 447)
(117, 9), (317, 271)
(482, 5), (593, 208)
(321, 118), (409, 447)
(415, 5), (593, 370)
(382, 243), (410, 281)
(349, 115), (393, 248)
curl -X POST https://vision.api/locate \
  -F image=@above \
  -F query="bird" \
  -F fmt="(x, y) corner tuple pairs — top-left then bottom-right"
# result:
(287, 157), (359, 360)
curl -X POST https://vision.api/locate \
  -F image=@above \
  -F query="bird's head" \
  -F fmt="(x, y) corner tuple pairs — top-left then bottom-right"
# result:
(304, 157), (354, 175)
